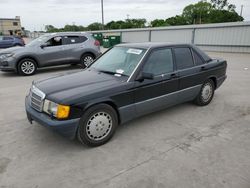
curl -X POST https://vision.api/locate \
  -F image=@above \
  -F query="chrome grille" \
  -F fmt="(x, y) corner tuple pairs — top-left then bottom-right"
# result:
(30, 86), (45, 112)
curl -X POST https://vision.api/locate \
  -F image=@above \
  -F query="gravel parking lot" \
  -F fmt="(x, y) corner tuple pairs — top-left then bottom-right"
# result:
(0, 51), (250, 188)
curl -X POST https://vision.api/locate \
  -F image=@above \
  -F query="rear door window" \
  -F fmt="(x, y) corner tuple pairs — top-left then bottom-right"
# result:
(174, 47), (194, 70)
(192, 50), (204, 65)
(63, 36), (87, 45)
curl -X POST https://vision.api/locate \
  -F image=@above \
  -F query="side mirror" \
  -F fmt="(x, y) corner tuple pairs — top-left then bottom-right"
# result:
(136, 72), (154, 82)
(40, 44), (46, 49)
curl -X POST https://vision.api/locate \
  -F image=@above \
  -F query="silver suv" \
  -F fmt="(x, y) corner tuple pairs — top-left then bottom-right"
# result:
(0, 32), (101, 75)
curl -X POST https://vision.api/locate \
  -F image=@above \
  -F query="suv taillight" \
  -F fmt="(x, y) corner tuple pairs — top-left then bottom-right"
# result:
(21, 38), (25, 45)
(94, 40), (100, 46)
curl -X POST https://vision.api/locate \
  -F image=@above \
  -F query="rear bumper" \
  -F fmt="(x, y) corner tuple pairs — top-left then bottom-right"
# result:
(216, 75), (227, 89)
(25, 96), (80, 140)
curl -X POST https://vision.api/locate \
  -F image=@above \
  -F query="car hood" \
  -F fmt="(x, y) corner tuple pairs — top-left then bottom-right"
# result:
(34, 69), (124, 104)
(0, 46), (25, 54)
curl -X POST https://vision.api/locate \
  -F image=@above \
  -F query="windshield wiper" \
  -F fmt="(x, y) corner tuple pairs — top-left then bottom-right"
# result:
(99, 70), (129, 77)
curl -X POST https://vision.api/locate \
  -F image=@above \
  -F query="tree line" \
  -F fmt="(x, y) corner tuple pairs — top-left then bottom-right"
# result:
(45, 0), (243, 32)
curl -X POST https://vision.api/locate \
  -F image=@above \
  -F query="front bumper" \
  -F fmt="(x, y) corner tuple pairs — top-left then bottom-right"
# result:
(0, 56), (17, 71)
(25, 96), (80, 140)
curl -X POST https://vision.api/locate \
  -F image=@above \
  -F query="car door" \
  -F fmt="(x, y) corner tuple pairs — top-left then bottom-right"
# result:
(62, 35), (88, 62)
(173, 47), (204, 103)
(0, 36), (4, 48)
(133, 48), (179, 117)
(37, 36), (67, 66)
(2, 37), (14, 48)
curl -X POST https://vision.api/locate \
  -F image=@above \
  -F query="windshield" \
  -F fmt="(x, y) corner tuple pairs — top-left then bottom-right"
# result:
(26, 35), (49, 46)
(91, 47), (146, 77)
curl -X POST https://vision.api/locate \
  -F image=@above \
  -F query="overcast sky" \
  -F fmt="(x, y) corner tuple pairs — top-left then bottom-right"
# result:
(0, 0), (249, 31)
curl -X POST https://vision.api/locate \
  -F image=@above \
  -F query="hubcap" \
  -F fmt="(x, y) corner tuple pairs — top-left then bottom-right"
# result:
(83, 56), (94, 67)
(86, 112), (112, 141)
(201, 83), (213, 102)
(21, 61), (35, 74)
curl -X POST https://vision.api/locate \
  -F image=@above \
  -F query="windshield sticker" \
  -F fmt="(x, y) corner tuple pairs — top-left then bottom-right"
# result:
(114, 74), (122, 77)
(127, 48), (143, 55)
(116, 69), (124, 74)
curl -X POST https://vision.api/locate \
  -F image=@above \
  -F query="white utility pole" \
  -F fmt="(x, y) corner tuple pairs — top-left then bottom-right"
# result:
(101, 0), (104, 29)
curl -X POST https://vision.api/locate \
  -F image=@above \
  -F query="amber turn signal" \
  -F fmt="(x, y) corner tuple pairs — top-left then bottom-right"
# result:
(56, 105), (70, 119)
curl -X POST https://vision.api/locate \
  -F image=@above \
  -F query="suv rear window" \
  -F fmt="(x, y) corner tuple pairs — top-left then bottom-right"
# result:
(174, 47), (194, 70)
(63, 36), (87, 45)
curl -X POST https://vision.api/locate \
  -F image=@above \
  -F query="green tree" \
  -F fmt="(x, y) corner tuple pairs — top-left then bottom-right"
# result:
(128, 18), (147, 28)
(45, 25), (58, 32)
(182, 1), (213, 24)
(87, 22), (103, 31)
(106, 20), (125, 29)
(150, 19), (169, 27)
(182, 0), (243, 24)
(209, 9), (243, 23)
(165, 15), (188, 25)
(210, 0), (235, 11)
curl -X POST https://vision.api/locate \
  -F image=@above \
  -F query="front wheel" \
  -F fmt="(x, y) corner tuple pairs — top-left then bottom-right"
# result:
(77, 104), (118, 147)
(80, 53), (95, 69)
(194, 79), (215, 106)
(18, 58), (37, 76)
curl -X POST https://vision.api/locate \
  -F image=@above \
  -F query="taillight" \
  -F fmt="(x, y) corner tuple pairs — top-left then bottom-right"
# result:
(94, 40), (100, 46)
(21, 38), (25, 45)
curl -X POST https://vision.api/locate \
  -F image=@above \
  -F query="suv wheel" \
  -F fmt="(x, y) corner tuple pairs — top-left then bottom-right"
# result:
(80, 53), (94, 69)
(77, 104), (118, 147)
(18, 58), (37, 76)
(194, 79), (215, 106)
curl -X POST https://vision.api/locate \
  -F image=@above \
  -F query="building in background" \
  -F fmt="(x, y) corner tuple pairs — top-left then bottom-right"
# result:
(0, 16), (22, 36)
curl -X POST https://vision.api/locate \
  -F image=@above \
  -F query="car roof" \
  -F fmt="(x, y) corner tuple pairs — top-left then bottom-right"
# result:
(116, 42), (212, 62)
(43, 32), (91, 37)
(116, 42), (195, 49)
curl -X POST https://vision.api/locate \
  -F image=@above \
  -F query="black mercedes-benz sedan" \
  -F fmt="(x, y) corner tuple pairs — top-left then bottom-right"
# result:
(25, 43), (227, 146)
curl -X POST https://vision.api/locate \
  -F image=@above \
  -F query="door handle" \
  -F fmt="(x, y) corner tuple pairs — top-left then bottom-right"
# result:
(170, 73), (179, 79)
(201, 66), (208, 71)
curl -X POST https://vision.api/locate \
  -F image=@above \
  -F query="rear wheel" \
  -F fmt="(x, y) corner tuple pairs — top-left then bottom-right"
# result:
(77, 104), (118, 147)
(18, 58), (37, 76)
(194, 79), (215, 106)
(80, 53), (95, 69)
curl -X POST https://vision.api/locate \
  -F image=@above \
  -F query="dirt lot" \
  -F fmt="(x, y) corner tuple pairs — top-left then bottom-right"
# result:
(0, 52), (250, 188)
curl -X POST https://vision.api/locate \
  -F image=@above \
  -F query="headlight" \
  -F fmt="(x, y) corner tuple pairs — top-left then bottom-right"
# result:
(43, 99), (70, 119)
(0, 53), (14, 59)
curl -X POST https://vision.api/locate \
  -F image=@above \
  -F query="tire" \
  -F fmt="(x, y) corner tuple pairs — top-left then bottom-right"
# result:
(77, 104), (118, 147)
(194, 79), (215, 106)
(17, 58), (37, 76)
(80, 53), (95, 69)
